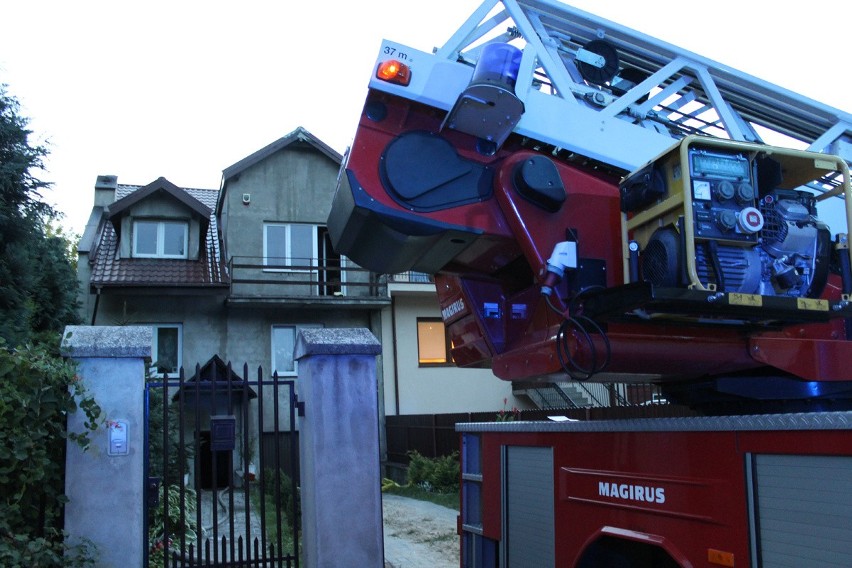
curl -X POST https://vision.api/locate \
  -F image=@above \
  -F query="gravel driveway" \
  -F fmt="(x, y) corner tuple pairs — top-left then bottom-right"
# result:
(383, 494), (459, 568)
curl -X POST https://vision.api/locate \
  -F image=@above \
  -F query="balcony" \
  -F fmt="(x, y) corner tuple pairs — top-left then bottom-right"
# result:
(389, 271), (434, 284)
(388, 271), (436, 296)
(226, 256), (390, 309)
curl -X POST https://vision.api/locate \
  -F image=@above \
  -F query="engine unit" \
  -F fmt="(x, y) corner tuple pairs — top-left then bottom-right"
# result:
(622, 136), (846, 300)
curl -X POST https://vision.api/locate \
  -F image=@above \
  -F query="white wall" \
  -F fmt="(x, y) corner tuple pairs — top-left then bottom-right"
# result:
(382, 293), (529, 416)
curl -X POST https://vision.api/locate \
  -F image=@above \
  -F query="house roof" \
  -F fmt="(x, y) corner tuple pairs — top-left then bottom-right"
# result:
(109, 176), (212, 219)
(217, 126), (343, 215)
(89, 180), (229, 289)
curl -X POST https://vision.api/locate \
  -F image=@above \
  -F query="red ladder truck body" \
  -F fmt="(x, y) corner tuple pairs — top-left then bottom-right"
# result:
(326, 0), (852, 565)
(457, 414), (852, 567)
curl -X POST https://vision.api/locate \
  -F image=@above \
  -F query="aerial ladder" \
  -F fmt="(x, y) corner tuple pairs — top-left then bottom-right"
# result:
(327, 2), (852, 566)
(330, 0), (852, 409)
(374, 0), (851, 167)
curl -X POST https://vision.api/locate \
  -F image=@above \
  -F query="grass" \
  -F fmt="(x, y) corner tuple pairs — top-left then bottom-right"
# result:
(382, 483), (460, 510)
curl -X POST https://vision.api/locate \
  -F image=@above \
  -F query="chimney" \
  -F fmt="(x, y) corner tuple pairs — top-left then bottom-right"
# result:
(93, 175), (118, 207)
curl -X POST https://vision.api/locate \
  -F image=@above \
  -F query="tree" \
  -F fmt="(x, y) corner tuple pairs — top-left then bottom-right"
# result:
(0, 84), (80, 346)
(0, 85), (96, 566)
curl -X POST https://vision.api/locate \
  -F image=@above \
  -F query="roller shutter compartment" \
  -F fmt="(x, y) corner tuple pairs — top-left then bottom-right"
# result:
(751, 454), (852, 567)
(505, 446), (554, 568)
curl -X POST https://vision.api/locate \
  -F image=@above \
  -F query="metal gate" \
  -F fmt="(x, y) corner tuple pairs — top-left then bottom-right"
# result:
(144, 359), (302, 567)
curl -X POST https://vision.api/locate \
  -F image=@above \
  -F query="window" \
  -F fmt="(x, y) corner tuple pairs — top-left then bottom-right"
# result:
(271, 324), (322, 376)
(133, 220), (188, 258)
(417, 318), (454, 366)
(150, 324), (182, 376)
(264, 223), (317, 270)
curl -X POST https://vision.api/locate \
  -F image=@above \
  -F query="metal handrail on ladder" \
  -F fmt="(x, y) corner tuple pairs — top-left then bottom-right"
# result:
(393, 0), (852, 175)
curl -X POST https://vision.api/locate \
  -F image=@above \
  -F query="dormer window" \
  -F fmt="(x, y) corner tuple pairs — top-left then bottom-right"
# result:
(133, 220), (188, 258)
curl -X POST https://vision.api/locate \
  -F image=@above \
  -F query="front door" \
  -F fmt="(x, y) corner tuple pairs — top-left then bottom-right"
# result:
(318, 227), (343, 296)
(199, 430), (232, 490)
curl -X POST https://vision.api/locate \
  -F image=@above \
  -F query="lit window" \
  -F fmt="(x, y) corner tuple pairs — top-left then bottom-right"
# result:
(271, 324), (322, 376)
(133, 220), (188, 259)
(150, 324), (182, 376)
(417, 318), (454, 366)
(264, 223), (317, 270)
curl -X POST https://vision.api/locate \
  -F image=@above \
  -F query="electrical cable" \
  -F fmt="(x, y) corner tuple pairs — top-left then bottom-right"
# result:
(544, 289), (611, 381)
(556, 316), (596, 380)
(576, 314), (611, 372)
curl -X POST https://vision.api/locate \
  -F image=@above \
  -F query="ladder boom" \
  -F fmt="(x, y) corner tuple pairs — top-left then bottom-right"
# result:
(389, 0), (852, 171)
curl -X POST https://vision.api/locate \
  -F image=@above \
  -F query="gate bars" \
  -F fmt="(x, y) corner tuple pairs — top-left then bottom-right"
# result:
(144, 363), (302, 567)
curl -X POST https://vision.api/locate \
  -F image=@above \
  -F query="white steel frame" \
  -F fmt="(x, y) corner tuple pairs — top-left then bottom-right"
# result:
(369, 0), (851, 175)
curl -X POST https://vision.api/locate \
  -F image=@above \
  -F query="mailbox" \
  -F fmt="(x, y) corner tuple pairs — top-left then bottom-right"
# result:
(210, 415), (236, 451)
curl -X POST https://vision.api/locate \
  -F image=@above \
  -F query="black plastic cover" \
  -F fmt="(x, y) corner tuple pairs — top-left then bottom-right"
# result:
(327, 169), (482, 274)
(620, 164), (666, 213)
(379, 131), (492, 212)
(512, 156), (566, 212)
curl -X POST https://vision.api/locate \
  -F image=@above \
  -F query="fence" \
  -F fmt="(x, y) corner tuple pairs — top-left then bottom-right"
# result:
(385, 402), (697, 467)
(144, 362), (301, 568)
(228, 256), (387, 300)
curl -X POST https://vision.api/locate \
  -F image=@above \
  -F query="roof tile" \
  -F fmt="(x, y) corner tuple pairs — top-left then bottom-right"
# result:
(90, 184), (228, 288)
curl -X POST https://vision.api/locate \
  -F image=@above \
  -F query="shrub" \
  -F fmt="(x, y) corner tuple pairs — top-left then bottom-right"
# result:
(0, 340), (101, 566)
(146, 375), (194, 486)
(0, 531), (97, 568)
(148, 483), (198, 568)
(406, 451), (459, 494)
(262, 468), (299, 529)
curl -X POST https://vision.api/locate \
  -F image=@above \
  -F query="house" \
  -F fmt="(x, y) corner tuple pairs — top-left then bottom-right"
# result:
(77, 128), (387, 371)
(77, 174), (229, 369)
(76, 127), (531, 477)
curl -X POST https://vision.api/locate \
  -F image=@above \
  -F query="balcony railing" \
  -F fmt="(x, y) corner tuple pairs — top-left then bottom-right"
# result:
(388, 271), (435, 284)
(227, 256), (388, 304)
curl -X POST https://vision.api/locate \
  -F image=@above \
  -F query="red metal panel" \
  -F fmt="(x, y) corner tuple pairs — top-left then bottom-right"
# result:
(473, 427), (852, 567)
(750, 333), (852, 382)
(492, 150), (624, 289)
(737, 429), (852, 456)
(491, 322), (762, 381)
(554, 430), (749, 567)
(483, 432), (748, 566)
(347, 91), (515, 240)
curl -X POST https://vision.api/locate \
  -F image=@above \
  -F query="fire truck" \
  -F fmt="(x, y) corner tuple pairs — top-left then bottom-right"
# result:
(327, 0), (852, 565)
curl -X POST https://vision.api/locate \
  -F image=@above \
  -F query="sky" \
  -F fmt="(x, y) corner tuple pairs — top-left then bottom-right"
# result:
(1, 0), (850, 236)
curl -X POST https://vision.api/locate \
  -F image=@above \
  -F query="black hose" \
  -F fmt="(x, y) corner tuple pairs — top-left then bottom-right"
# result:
(554, 315), (611, 381)
(543, 287), (611, 381)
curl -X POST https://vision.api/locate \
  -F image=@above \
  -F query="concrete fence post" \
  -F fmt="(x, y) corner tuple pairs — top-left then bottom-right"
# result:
(295, 327), (383, 568)
(60, 325), (151, 568)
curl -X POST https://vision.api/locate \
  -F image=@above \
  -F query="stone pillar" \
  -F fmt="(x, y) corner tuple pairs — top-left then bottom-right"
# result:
(61, 326), (151, 568)
(295, 328), (383, 568)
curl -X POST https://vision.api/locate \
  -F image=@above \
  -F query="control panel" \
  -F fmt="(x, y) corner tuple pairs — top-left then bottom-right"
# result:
(688, 148), (763, 244)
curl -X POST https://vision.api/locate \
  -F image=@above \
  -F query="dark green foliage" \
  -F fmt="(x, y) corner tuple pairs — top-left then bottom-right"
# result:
(0, 85), (49, 214)
(0, 84), (79, 347)
(263, 467), (299, 530)
(29, 232), (81, 339)
(0, 342), (101, 565)
(147, 483), (197, 568)
(406, 451), (460, 494)
(0, 84), (94, 565)
(0, 531), (97, 568)
(146, 377), (194, 486)
(146, 377), (197, 568)
(0, 85), (95, 567)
